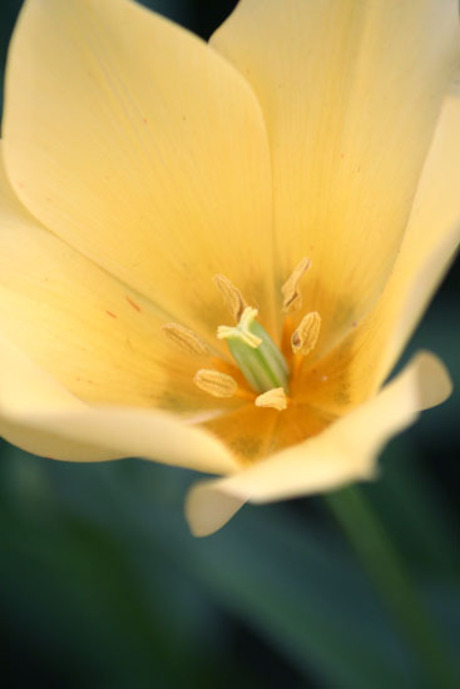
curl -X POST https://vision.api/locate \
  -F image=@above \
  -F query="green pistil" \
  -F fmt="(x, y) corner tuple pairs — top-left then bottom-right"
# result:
(217, 307), (289, 394)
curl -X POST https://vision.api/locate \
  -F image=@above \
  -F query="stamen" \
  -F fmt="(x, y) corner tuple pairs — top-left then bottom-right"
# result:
(255, 388), (288, 411)
(213, 274), (247, 322)
(194, 369), (238, 398)
(282, 257), (312, 313)
(291, 312), (321, 356)
(162, 323), (210, 357)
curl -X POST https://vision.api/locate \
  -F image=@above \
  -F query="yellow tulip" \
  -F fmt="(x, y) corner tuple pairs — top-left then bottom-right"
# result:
(0, 0), (458, 536)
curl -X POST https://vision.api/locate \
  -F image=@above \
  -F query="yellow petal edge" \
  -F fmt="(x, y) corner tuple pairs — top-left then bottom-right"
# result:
(186, 352), (453, 536)
(0, 334), (238, 475)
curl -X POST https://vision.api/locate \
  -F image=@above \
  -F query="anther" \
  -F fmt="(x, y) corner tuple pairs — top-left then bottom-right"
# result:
(255, 388), (288, 411)
(194, 369), (238, 398)
(291, 311), (321, 356)
(162, 323), (210, 357)
(213, 274), (247, 322)
(282, 257), (312, 313)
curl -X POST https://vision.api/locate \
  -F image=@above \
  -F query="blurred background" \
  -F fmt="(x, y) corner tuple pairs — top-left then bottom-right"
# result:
(0, 1), (459, 687)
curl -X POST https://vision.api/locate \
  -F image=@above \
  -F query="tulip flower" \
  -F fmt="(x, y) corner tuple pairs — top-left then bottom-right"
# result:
(0, 0), (458, 536)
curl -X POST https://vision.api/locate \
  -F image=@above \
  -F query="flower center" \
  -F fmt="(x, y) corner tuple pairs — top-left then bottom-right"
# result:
(162, 258), (322, 412)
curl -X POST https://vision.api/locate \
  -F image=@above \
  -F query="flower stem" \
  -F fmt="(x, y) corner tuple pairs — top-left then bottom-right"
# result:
(324, 485), (457, 688)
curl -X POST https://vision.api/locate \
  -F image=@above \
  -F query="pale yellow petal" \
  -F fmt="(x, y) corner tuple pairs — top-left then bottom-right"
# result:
(3, 0), (276, 339)
(0, 335), (238, 474)
(360, 81), (460, 386)
(186, 492), (246, 538)
(186, 352), (452, 536)
(301, 80), (460, 413)
(0, 152), (228, 413)
(212, 0), (460, 350)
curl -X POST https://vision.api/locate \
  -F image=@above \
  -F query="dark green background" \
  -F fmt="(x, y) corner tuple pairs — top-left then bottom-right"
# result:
(0, 2), (459, 687)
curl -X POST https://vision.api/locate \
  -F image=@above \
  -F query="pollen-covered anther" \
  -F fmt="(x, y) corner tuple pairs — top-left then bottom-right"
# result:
(213, 274), (248, 322)
(162, 323), (210, 357)
(255, 388), (288, 411)
(281, 257), (312, 313)
(194, 369), (238, 398)
(291, 311), (321, 356)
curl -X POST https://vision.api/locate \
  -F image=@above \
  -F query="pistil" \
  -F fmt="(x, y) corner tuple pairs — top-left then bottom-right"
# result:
(217, 306), (289, 394)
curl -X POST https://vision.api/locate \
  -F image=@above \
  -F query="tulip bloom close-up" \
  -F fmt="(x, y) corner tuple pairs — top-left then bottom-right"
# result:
(0, 0), (458, 536)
